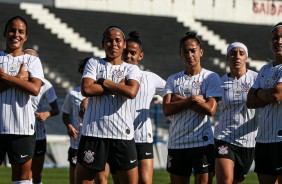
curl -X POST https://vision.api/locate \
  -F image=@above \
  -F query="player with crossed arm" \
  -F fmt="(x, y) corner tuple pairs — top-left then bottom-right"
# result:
(0, 16), (44, 184)
(75, 26), (142, 184)
(214, 42), (258, 184)
(61, 57), (88, 184)
(124, 31), (166, 184)
(163, 32), (221, 184)
(247, 22), (282, 184)
(24, 49), (60, 184)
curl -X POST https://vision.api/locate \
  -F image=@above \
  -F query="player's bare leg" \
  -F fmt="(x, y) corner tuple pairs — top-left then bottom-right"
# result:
(215, 158), (235, 184)
(75, 163), (97, 184)
(170, 173), (190, 184)
(95, 163), (110, 184)
(31, 155), (45, 183)
(257, 174), (277, 184)
(12, 159), (32, 181)
(116, 166), (138, 184)
(195, 172), (213, 184)
(138, 158), (153, 184)
(69, 164), (76, 184)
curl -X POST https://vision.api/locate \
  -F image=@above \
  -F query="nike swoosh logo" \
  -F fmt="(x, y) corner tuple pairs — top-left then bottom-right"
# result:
(202, 164), (210, 167)
(145, 152), (152, 155)
(20, 155), (28, 158)
(37, 150), (44, 154)
(130, 159), (136, 163)
(276, 166), (282, 170)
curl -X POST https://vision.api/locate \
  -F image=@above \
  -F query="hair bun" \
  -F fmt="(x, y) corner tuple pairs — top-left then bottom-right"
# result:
(185, 31), (197, 37)
(128, 31), (140, 39)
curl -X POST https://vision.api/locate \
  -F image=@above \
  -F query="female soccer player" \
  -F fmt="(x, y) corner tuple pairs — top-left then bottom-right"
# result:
(124, 31), (166, 184)
(162, 32), (221, 184)
(214, 42), (258, 184)
(62, 57), (89, 184)
(247, 22), (282, 184)
(75, 26), (142, 184)
(0, 16), (44, 184)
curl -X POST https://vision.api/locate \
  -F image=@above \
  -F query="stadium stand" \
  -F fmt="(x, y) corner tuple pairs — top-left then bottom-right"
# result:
(199, 20), (274, 61)
(0, 2), (93, 99)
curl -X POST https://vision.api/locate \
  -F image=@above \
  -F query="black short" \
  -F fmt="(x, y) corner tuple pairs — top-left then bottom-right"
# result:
(167, 144), (215, 176)
(255, 142), (282, 175)
(34, 139), (47, 157)
(68, 147), (78, 167)
(77, 136), (137, 171)
(215, 139), (255, 181)
(136, 143), (154, 160)
(0, 134), (35, 164)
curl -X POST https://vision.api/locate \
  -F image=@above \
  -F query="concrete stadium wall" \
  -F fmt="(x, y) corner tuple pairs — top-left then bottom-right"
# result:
(54, 0), (282, 25)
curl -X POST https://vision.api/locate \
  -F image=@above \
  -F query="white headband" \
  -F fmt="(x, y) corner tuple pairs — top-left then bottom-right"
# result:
(271, 23), (282, 33)
(226, 42), (248, 57)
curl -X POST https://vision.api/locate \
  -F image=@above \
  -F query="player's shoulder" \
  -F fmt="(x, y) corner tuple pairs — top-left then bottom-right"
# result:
(201, 68), (220, 81)
(88, 57), (105, 65)
(246, 69), (258, 77)
(69, 86), (81, 95)
(167, 70), (185, 80)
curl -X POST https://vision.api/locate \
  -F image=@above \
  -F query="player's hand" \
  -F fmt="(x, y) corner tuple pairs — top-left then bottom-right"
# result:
(35, 111), (50, 122)
(67, 124), (78, 139)
(191, 95), (206, 103)
(16, 64), (29, 81)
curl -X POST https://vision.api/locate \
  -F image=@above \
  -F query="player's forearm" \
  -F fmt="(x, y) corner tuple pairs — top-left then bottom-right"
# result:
(163, 97), (195, 116)
(102, 79), (139, 99)
(0, 80), (10, 93)
(81, 82), (108, 97)
(258, 87), (282, 103)
(62, 113), (71, 127)
(0, 73), (41, 96)
(189, 102), (217, 116)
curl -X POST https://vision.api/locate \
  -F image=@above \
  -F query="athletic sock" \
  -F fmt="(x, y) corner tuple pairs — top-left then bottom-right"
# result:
(12, 180), (32, 184)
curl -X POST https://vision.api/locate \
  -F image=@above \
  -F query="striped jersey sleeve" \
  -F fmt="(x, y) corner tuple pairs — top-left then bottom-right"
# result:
(133, 71), (166, 143)
(0, 51), (44, 135)
(61, 87), (85, 149)
(31, 79), (57, 140)
(165, 69), (221, 149)
(81, 57), (142, 140)
(214, 70), (258, 147)
(252, 62), (282, 143)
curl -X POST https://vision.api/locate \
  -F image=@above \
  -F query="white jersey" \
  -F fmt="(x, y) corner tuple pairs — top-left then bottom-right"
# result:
(252, 61), (282, 143)
(82, 57), (142, 140)
(0, 52), (44, 135)
(214, 70), (258, 147)
(132, 71), (166, 143)
(31, 79), (57, 140)
(61, 86), (85, 149)
(164, 69), (221, 149)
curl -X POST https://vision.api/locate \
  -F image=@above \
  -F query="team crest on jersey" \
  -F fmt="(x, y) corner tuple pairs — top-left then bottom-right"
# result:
(265, 78), (271, 87)
(192, 81), (202, 90)
(241, 82), (251, 92)
(218, 146), (228, 155)
(113, 69), (124, 78)
(83, 150), (95, 163)
(9, 64), (17, 72)
(167, 155), (172, 168)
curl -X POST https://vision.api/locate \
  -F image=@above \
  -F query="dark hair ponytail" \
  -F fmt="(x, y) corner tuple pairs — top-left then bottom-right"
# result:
(179, 31), (202, 49)
(127, 31), (142, 51)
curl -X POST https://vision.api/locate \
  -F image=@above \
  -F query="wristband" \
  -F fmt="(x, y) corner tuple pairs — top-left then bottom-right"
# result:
(254, 88), (261, 96)
(97, 78), (105, 85)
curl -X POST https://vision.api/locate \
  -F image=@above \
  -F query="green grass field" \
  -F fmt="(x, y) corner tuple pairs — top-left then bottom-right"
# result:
(0, 167), (259, 184)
